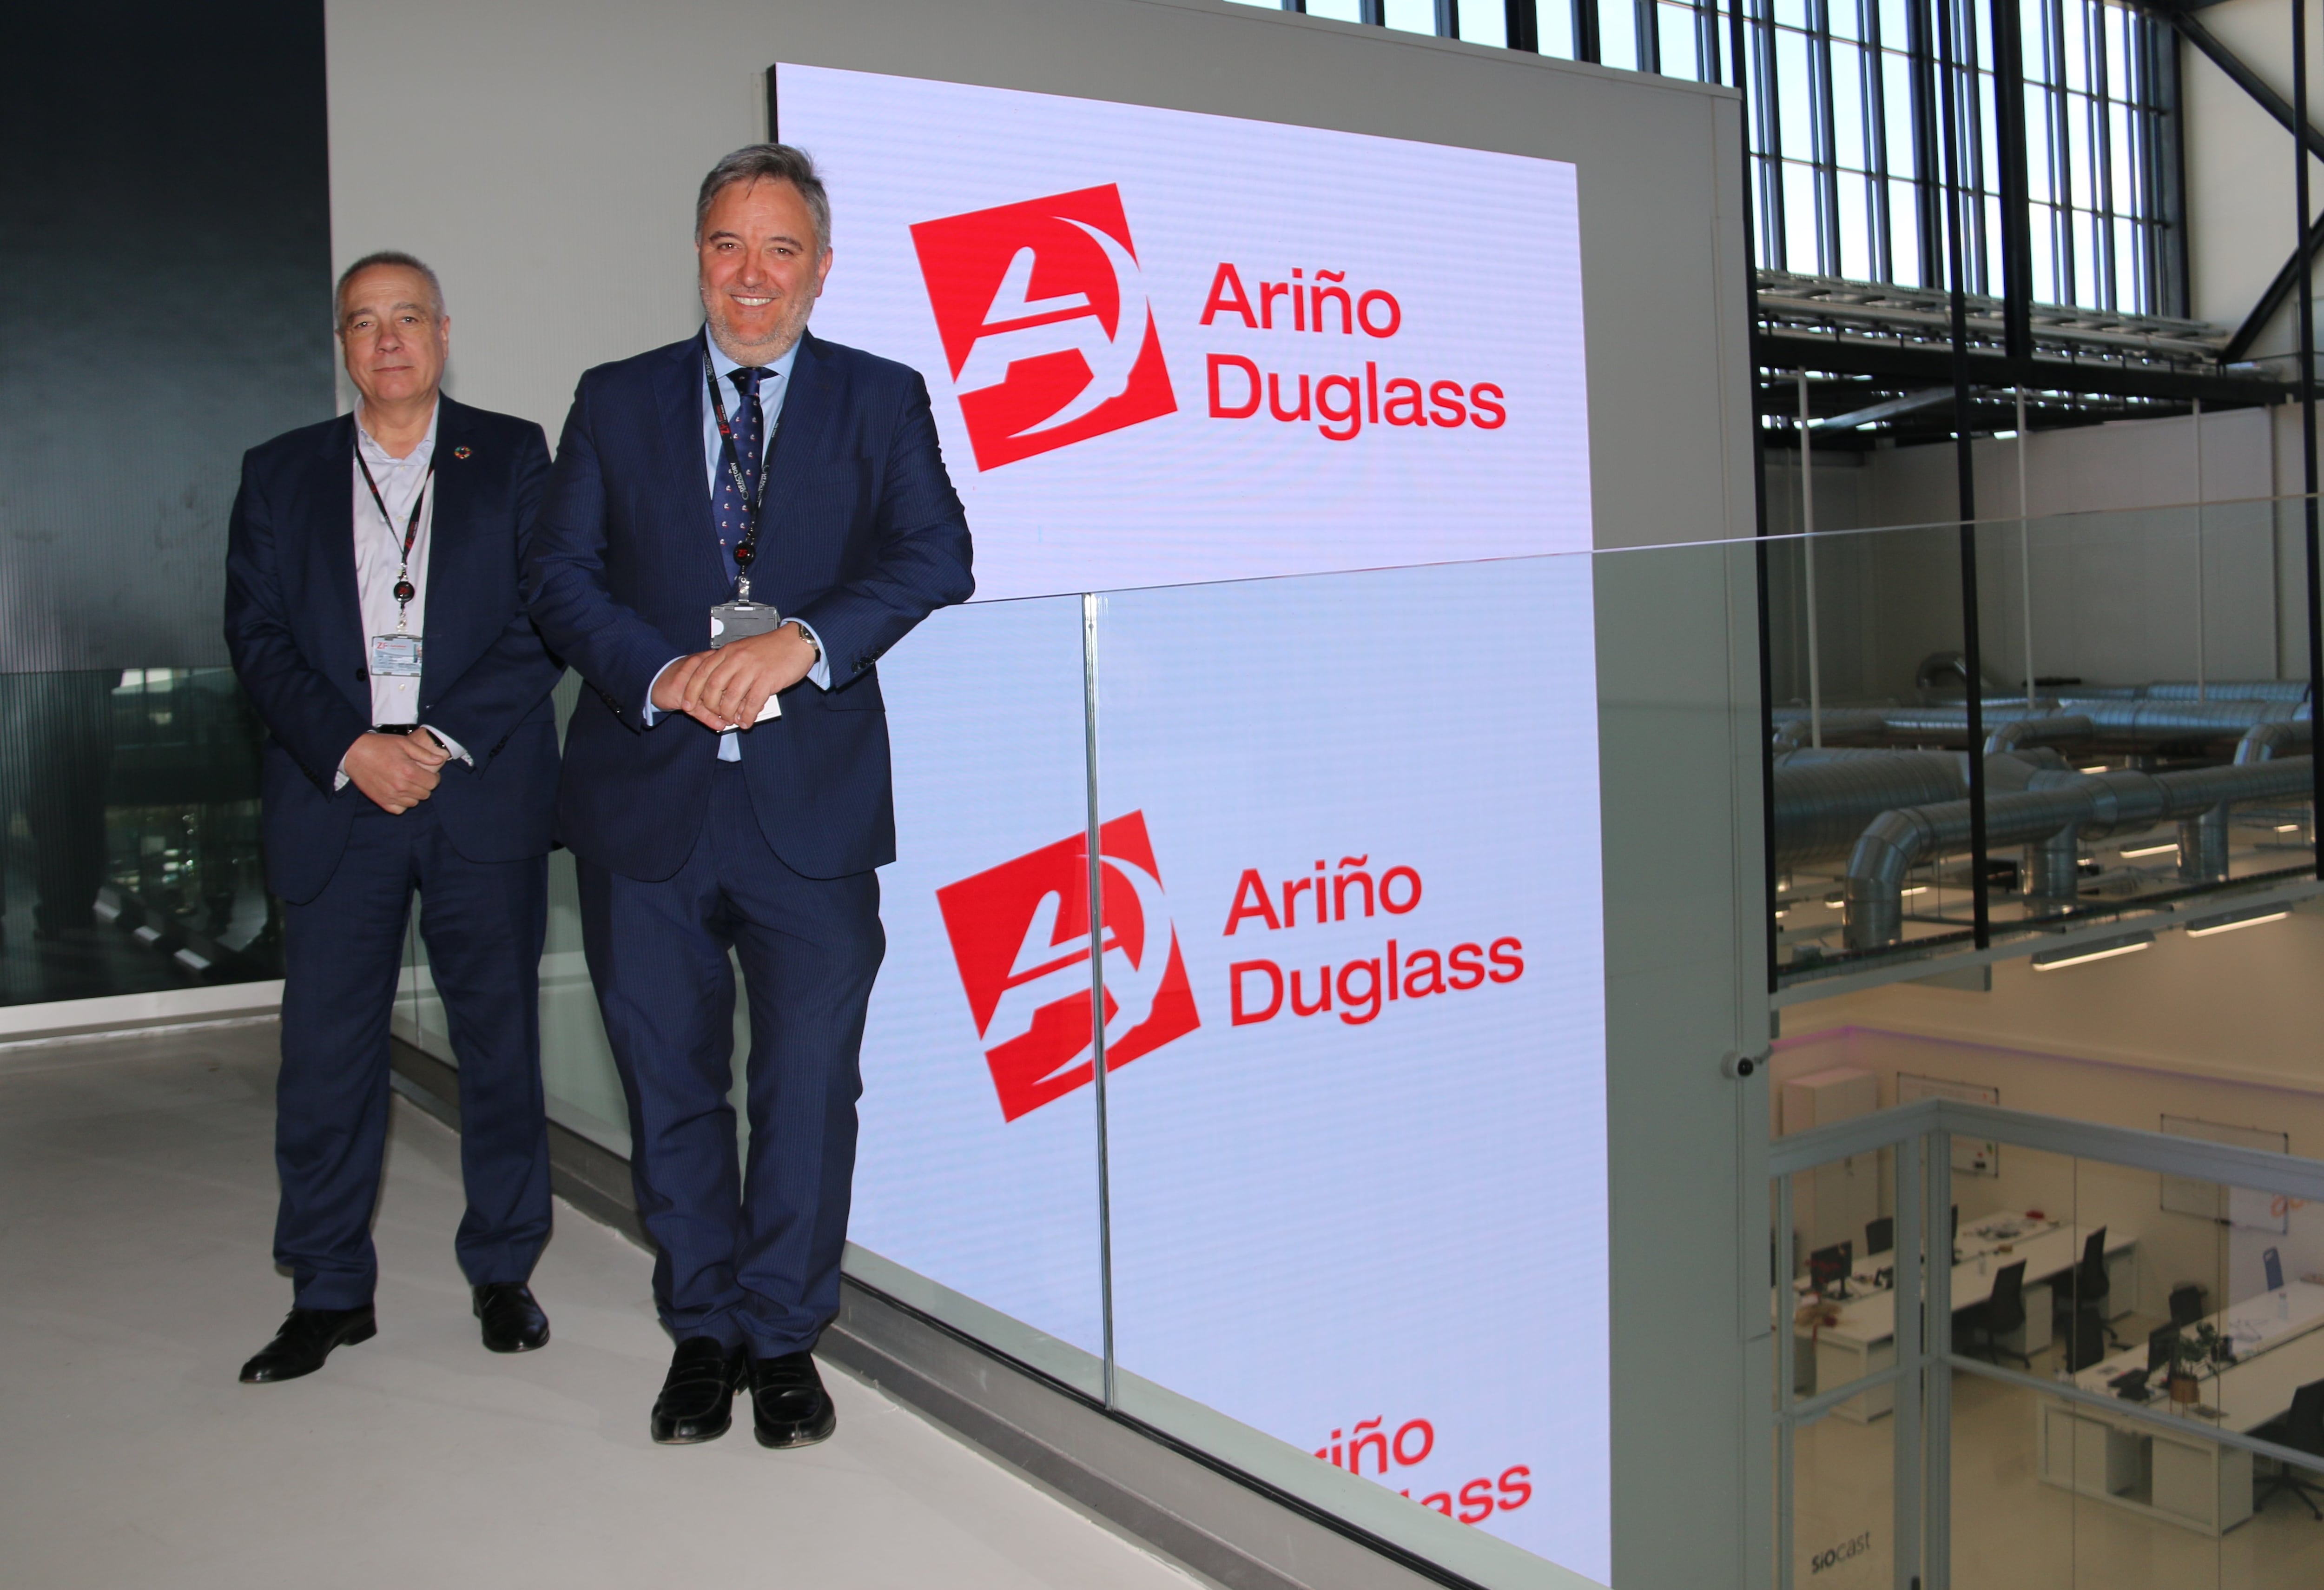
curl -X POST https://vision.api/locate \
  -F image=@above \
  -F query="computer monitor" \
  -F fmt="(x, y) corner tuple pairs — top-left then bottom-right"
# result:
(2149, 1324), (2180, 1372)
(2266, 1246), (2285, 1292)
(1809, 1242), (1853, 1298)
(1865, 1217), (1894, 1257)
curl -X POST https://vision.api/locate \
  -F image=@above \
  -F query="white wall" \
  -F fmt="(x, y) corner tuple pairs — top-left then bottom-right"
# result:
(1766, 403), (2315, 702)
(2184, 0), (2324, 366)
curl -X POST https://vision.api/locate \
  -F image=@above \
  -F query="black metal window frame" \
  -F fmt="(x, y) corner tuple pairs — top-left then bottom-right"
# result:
(1241, 0), (2182, 317)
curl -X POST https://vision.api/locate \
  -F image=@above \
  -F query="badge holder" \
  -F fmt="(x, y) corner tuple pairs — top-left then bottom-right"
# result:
(709, 552), (782, 723)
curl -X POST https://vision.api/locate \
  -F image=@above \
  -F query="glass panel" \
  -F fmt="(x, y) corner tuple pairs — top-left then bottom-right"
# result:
(843, 593), (1108, 1395)
(1661, 0), (1702, 76)
(1384, 0), (1440, 33)
(1776, 1132), (1904, 1590)
(0, 667), (278, 1006)
(1458, 0), (1511, 45)
(1541, 0), (1578, 60)
(1601, 0), (1642, 71)
(1305, 0), (1366, 20)
(1098, 554), (1611, 1587)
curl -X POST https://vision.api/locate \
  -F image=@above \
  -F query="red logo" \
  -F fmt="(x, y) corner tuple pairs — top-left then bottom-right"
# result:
(935, 812), (1201, 1121)
(910, 184), (1178, 471)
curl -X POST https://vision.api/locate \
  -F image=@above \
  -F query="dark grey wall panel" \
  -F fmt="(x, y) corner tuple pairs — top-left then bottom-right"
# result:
(0, 1), (333, 672)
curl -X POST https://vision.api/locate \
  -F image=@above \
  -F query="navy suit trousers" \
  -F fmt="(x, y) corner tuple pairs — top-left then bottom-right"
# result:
(274, 800), (551, 1310)
(577, 761), (883, 1357)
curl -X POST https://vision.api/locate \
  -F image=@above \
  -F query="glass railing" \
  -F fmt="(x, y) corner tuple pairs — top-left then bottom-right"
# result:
(0, 665), (277, 1007)
(1767, 493), (2320, 992)
(284, 492), (2317, 1589)
(1770, 1083), (2324, 1590)
(387, 535), (1763, 1590)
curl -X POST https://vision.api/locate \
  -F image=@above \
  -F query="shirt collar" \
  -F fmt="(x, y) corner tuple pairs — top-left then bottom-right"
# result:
(354, 399), (440, 467)
(703, 328), (801, 395)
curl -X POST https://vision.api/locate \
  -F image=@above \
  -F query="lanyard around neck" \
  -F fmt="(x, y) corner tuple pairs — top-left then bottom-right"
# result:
(355, 445), (435, 627)
(704, 346), (772, 597)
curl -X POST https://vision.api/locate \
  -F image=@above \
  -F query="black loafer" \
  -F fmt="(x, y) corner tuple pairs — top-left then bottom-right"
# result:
(239, 1305), (377, 1384)
(651, 1338), (744, 1444)
(473, 1283), (550, 1353)
(750, 1349), (838, 1449)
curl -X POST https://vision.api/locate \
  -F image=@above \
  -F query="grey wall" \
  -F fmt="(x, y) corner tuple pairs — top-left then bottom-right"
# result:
(0, 1), (335, 673)
(323, 4), (1769, 1584)
(1765, 405), (2307, 707)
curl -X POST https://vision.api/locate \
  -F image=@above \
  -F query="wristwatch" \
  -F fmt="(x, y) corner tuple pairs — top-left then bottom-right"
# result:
(786, 621), (820, 668)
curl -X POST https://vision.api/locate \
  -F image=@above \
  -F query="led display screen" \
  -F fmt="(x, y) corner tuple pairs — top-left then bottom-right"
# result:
(787, 63), (1610, 1583)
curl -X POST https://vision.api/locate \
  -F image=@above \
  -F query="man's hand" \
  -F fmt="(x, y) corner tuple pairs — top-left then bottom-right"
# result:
(343, 730), (449, 814)
(674, 624), (817, 732)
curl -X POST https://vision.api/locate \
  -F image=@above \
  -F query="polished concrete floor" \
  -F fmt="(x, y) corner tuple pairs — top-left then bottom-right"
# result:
(0, 1020), (1200, 1590)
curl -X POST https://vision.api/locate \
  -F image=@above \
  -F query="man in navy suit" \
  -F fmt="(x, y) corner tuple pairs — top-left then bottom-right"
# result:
(225, 253), (565, 1383)
(528, 145), (972, 1448)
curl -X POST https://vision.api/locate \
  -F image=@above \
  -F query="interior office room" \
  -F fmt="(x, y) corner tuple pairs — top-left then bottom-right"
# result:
(2, 0), (2323, 1587)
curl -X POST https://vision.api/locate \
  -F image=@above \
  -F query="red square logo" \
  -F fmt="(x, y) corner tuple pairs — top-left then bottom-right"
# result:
(911, 184), (1178, 471)
(935, 812), (1201, 1121)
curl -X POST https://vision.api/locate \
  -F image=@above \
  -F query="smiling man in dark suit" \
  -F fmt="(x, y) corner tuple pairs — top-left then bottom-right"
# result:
(527, 145), (972, 1449)
(224, 252), (565, 1382)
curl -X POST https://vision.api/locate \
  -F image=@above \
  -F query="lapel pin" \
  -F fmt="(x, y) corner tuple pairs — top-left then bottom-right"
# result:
(452, 445), (472, 460)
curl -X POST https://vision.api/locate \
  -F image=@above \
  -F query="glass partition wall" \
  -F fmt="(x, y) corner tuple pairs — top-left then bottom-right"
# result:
(1769, 493), (2321, 999)
(1774, 1097), (2324, 1590)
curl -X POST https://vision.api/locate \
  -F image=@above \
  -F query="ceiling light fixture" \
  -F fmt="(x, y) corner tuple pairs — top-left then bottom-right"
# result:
(2184, 905), (2293, 938)
(2119, 841), (2179, 858)
(2031, 930), (2156, 971)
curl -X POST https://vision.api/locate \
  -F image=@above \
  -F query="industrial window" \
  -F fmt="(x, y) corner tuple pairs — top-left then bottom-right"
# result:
(1233, 0), (2180, 316)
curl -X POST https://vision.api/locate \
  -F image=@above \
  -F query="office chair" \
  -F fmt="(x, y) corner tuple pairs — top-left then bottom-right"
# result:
(1866, 1217), (1894, 1258)
(1963, 1261), (2032, 1370)
(2252, 1379), (2324, 1522)
(2073, 1227), (2125, 1351)
(1809, 1242), (1853, 1298)
(2169, 1284), (2206, 1328)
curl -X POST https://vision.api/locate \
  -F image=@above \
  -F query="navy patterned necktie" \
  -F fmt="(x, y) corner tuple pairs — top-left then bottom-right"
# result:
(713, 365), (768, 581)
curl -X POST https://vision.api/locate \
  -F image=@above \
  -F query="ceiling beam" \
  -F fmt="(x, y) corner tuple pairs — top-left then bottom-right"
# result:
(1758, 329), (2288, 405)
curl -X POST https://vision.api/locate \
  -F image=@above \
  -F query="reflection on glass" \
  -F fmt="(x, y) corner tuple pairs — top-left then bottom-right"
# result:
(0, 667), (277, 1007)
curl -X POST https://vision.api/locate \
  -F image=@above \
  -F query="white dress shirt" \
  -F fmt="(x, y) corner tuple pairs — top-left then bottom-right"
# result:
(336, 403), (469, 788)
(642, 330), (829, 761)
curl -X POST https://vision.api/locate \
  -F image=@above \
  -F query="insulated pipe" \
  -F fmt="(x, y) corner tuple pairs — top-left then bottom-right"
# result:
(1983, 714), (2096, 755)
(1772, 752), (1967, 867)
(2059, 698), (2312, 748)
(1770, 709), (1890, 750)
(2236, 722), (2298, 764)
(1841, 757), (2316, 947)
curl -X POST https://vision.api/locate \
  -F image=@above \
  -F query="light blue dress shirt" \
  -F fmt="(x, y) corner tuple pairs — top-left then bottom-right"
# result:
(644, 330), (829, 759)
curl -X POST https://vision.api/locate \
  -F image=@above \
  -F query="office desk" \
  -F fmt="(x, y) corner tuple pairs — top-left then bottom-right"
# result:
(2038, 1282), (2324, 1535)
(1796, 1223), (2138, 1424)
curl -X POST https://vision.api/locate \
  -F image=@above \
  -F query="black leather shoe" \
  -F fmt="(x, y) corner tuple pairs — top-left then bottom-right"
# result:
(651, 1338), (743, 1444)
(473, 1283), (550, 1353)
(238, 1305), (376, 1384)
(750, 1349), (838, 1449)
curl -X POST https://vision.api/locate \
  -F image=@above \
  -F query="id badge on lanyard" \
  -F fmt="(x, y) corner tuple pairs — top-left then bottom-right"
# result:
(369, 633), (424, 676)
(704, 347), (782, 723)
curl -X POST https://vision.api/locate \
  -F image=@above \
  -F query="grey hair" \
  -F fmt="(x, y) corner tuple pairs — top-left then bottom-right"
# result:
(695, 144), (831, 255)
(335, 250), (446, 324)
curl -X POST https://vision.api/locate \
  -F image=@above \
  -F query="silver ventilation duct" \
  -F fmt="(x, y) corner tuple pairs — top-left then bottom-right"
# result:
(1841, 756), (2316, 948)
(1772, 752), (1965, 867)
(2059, 681), (2312, 704)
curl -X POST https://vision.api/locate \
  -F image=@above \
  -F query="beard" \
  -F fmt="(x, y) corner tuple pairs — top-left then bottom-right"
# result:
(703, 285), (815, 364)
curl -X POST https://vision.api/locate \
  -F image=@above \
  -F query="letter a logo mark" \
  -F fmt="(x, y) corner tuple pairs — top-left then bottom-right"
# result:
(911, 185), (1178, 471)
(935, 812), (1201, 1121)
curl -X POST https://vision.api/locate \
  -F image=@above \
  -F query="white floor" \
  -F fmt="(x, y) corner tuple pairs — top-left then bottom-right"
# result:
(0, 1020), (1201, 1590)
